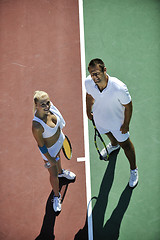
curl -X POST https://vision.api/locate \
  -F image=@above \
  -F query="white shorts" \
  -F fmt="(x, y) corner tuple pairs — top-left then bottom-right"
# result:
(40, 131), (65, 161)
(96, 124), (129, 142)
(107, 130), (129, 142)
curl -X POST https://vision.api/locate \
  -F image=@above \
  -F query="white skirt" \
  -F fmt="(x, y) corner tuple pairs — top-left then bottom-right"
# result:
(40, 131), (65, 161)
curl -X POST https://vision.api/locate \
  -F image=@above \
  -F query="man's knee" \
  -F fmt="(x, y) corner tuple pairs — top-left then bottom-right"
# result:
(119, 138), (132, 151)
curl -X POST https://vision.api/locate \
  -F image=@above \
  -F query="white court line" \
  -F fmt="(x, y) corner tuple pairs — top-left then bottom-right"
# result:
(78, 1), (93, 240)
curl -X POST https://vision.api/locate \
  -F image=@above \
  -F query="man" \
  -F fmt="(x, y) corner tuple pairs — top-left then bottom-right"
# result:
(85, 58), (138, 188)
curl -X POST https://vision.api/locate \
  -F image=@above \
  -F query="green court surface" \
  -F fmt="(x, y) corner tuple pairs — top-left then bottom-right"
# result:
(83, 0), (160, 239)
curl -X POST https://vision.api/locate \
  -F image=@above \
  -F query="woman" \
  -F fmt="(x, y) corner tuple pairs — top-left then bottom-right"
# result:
(32, 90), (76, 212)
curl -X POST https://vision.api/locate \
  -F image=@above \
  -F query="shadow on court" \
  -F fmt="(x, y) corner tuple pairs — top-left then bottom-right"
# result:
(74, 149), (133, 240)
(35, 177), (75, 240)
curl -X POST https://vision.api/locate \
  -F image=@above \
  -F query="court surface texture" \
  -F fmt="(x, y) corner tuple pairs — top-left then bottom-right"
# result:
(0, 0), (160, 240)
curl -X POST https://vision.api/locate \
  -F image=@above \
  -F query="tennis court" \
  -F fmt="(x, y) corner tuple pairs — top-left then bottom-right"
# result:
(83, 0), (160, 239)
(0, 1), (86, 239)
(0, 0), (160, 240)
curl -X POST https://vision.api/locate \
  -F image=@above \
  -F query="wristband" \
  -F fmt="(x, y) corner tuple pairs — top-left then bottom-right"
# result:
(38, 144), (48, 154)
(55, 156), (60, 161)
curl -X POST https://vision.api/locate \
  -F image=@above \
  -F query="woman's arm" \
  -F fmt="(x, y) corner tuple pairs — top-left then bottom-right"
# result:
(32, 122), (57, 166)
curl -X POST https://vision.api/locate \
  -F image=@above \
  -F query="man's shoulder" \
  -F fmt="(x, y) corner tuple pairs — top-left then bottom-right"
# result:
(109, 76), (126, 89)
(85, 75), (94, 87)
(85, 74), (92, 82)
(85, 75), (95, 94)
(109, 75), (131, 100)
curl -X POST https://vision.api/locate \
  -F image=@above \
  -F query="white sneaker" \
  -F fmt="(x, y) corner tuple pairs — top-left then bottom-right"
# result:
(52, 194), (61, 212)
(101, 143), (120, 158)
(58, 169), (76, 180)
(129, 168), (138, 188)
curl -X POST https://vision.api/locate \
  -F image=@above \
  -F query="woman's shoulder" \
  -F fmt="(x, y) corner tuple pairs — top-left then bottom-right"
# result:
(32, 120), (44, 132)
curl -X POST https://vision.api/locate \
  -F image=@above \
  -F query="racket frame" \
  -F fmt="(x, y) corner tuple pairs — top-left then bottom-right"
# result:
(92, 119), (109, 160)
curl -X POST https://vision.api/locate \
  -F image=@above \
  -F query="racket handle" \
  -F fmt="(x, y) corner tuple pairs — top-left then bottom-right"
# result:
(92, 118), (96, 126)
(100, 155), (104, 160)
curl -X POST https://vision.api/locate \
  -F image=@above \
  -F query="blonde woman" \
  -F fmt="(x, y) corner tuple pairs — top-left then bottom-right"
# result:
(32, 90), (76, 212)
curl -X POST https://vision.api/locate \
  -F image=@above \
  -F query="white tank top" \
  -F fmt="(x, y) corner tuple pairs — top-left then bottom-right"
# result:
(33, 102), (65, 138)
(33, 114), (60, 138)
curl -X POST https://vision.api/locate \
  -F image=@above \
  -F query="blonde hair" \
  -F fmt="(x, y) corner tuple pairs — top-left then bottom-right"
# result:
(33, 90), (49, 114)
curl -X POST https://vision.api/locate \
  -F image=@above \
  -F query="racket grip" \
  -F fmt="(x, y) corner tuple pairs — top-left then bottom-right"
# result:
(100, 156), (104, 160)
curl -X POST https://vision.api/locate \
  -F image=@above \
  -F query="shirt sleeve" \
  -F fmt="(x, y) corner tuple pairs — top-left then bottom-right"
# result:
(118, 84), (132, 105)
(85, 76), (93, 95)
(84, 79), (90, 94)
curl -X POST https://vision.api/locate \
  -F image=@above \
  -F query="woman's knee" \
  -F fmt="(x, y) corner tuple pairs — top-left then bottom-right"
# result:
(48, 165), (58, 177)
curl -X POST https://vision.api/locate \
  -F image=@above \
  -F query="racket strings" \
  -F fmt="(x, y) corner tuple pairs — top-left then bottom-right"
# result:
(96, 135), (106, 152)
(95, 132), (109, 160)
(63, 137), (72, 160)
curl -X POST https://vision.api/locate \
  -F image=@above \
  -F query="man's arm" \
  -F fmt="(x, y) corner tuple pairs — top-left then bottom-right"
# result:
(120, 101), (133, 134)
(86, 93), (95, 120)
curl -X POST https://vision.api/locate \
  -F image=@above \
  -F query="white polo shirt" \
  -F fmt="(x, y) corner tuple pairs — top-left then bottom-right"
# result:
(85, 74), (131, 133)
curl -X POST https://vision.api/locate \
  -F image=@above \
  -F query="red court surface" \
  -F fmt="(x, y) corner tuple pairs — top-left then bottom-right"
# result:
(0, 1), (87, 239)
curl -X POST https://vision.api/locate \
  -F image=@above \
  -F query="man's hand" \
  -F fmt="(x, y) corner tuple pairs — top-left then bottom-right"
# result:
(120, 123), (129, 134)
(88, 112), (93, 120)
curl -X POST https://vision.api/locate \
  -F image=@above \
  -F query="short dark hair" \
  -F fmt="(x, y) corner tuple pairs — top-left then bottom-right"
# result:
(88, 58), (105, 72)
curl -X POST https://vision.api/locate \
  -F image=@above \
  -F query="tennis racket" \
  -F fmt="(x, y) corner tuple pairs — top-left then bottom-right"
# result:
(92, 119), (109, 160)
(62, 135), (72, 160)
